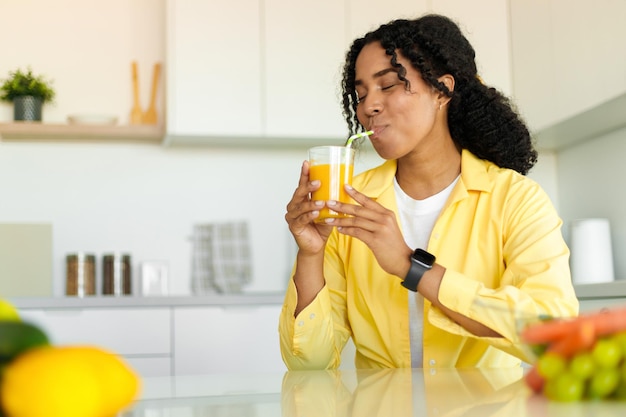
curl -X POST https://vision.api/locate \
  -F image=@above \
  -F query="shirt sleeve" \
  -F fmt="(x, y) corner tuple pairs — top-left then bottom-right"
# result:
(278, 233), (352, 370)
(432, 179), (579, 361)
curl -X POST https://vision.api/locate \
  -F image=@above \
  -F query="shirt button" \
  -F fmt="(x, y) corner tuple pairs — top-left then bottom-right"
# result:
(429, 359), (436, 367)
(309, 313), (316, 320)
(297, 321), (304, 327)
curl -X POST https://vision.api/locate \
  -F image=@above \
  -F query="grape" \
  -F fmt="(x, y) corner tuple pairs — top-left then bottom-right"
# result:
(545, 372), (585, 402)
(613, 331), (626, 355)
(614, 378), (626, 399)
(537, 352), (566, 379)
(592, 338), (623, 369)
(589, 368), (620, 399)
(569, 352), (595, 380)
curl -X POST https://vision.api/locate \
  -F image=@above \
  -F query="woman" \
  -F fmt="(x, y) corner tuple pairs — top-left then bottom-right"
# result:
(279, 14), (578, 369)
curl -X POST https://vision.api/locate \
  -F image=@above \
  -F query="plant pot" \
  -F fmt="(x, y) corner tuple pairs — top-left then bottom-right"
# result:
(13, 96), (43, 121)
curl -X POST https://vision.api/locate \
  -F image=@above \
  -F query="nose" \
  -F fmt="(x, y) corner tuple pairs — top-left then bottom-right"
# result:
(363, 98), (383, 117)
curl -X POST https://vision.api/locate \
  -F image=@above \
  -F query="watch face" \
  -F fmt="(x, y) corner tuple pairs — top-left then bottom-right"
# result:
(413, 249), (435, 266)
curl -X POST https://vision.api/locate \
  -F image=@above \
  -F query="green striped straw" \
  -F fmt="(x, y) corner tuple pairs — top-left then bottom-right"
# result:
(345, 130), (374, 147)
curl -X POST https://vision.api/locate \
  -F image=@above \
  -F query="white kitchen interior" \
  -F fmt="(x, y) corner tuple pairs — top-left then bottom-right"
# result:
(1, 0), (625, 377)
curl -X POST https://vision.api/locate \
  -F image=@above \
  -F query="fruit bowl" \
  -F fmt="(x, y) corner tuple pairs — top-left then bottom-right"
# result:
(521, 306), (626, 402)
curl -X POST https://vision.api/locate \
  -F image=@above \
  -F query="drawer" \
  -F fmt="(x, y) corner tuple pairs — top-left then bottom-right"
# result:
(18, 307), (171, 356)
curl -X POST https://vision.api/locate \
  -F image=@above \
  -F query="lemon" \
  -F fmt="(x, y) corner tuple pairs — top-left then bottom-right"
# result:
(0, 345), (141, 417)
(0, 299), (20, 322)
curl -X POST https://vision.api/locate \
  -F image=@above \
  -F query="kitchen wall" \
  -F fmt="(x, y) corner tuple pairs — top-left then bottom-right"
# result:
(556, 126), (626, 281)
(0, 0), (559, 296)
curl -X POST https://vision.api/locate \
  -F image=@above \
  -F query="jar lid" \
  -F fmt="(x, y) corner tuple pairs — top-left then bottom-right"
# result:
(102, 253), (131, 261)
(66, 253), (96, 262)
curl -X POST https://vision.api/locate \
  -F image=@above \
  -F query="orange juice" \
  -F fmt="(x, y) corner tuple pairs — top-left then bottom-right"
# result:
(309, 162), (354, 221)
(308, 145), (355, 222)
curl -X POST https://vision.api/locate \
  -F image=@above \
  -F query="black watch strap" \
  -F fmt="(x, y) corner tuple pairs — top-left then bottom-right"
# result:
(401, 249), (435, 292)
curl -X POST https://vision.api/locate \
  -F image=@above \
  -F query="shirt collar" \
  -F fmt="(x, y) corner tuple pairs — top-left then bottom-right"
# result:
(360, 149), (492, 199)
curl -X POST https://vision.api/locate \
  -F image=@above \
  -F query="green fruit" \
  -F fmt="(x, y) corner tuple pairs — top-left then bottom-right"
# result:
(0, 321), (50, 364)
(589, 368), (620, 399)
(537, 352), (566, 380)
(569, 352), (595, 380)
(548, 372), (585, 402)
(592, 338), (623, 369)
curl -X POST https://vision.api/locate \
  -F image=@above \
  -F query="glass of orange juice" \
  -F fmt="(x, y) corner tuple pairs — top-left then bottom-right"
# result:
(308, 145), (355, 223)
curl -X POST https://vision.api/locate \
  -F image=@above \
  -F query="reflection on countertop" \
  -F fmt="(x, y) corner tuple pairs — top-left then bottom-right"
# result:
(123, 368), (626, 417)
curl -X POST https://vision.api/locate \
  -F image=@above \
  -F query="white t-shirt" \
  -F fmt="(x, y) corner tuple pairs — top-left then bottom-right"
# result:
(394, 175), (459, 367)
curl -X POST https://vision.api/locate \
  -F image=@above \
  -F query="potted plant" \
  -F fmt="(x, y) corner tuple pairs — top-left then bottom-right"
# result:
(0, 67), (55, 122)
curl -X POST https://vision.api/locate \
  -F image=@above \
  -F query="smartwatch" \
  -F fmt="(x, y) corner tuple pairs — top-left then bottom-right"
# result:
(401, 248), (436, 292)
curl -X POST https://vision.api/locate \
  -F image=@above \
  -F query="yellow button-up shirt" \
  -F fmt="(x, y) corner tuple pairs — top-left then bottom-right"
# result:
(279, 150), (578, 369)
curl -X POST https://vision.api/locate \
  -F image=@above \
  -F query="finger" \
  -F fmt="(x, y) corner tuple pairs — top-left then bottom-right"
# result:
(344, 184), (386, 213)
(286, 200), (324, 224)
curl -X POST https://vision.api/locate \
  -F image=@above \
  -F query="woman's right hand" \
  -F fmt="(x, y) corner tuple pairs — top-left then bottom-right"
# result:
(285, 161), (334, 255)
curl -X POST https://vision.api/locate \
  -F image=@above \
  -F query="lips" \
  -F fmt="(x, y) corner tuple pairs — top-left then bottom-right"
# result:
(369, 125), (386, 139)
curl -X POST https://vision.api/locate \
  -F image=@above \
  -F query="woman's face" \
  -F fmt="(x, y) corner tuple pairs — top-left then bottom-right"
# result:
(354, 42), (445, 160)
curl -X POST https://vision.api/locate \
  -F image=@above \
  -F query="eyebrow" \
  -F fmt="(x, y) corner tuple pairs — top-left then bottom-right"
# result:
(354, 68), (398, 86)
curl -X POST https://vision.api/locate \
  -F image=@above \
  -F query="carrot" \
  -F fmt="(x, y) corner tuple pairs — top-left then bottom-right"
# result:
(545, 319), (596, 358)
(521, 306), (626, 345)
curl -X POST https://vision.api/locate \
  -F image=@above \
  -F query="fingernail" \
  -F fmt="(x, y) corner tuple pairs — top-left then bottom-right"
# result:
(311, 210), (319, 217)
(345, 184), (353, 191)
(327, 200), (337, 206)
(324, 218), (335, 224)
(314, 200), (324, 207)
(311, 180), (320, 186)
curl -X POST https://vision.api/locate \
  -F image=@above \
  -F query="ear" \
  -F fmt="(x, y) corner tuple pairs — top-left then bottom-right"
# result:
(437, 74), (455, 106)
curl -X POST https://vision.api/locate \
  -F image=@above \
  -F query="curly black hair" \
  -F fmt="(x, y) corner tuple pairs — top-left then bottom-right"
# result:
(341, 14), (537, 175)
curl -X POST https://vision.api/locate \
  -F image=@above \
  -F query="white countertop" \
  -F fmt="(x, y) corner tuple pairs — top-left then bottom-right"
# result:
(574, 280), (626, 299)
(9, 293), (285, 309)
(9, 280), (626, 310)
(121, 368), (626, 417)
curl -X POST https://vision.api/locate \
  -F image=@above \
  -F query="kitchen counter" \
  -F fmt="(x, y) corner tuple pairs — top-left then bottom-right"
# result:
(9, 280), (626, 310)
(574, 281), (626, 300)
(8, 293), (285, 309)
(122, 368), (626, 417)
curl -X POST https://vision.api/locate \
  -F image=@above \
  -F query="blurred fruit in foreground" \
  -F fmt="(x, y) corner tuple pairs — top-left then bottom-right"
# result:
(522, 306), (626, 402)
(0, 300), (20, 322)
(0, 321), (50, 365)
(0, 345), (141, 417)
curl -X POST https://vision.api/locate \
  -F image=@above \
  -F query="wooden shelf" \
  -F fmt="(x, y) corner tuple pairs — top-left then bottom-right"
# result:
(0, 122), (164, 143)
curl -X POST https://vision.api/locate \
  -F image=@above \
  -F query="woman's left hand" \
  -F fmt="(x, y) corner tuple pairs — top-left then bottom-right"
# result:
(325, 185), (412, 278)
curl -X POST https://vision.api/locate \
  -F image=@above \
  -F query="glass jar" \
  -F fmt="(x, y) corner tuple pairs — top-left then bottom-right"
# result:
(66, 253), (96, 297)
(102, 253), (132, 296)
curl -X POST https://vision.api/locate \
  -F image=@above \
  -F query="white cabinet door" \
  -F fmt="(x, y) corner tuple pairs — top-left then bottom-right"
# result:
(510, 0), (626, 133)
(166, 0), (263, 137)
(174, 305), (285, 375)
(18, 308), (172, 377)
(263, 0), (346, 140)
(431, 0), (512, 96)
(346, 0), (430, 41)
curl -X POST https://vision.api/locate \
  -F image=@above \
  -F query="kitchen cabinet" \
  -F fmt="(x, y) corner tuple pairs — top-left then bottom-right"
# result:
(18, 307), (172, 377)
(509, 0), (626, 140)
(165, 0), (263, 139)
(13, 294), (287, 377)
(169, 0), (517, 146)
(173, 305), (285, 374)
(262, 0), (346, 140)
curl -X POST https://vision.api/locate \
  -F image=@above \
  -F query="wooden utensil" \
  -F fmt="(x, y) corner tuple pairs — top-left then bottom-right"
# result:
(130, 61), (143, 125)
(143, 62), (161, 125)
